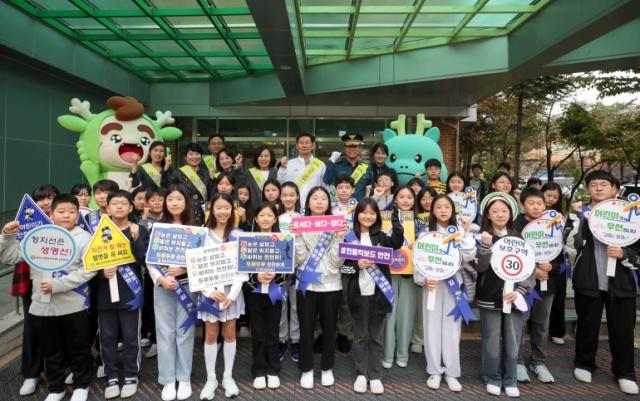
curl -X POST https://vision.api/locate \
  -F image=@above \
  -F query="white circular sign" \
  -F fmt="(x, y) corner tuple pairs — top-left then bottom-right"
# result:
(521, 210), (566, 262)
(490, 236), (536, 282)
(588, 196), (640, 247)
(412, 226), (461, 280)
(21, 225), (78, 272)
(448, 187), (478, 222)
(278, 211), (301, 234)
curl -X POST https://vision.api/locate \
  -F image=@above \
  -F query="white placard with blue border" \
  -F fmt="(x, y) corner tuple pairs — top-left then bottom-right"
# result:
(20, 225), (77, 273)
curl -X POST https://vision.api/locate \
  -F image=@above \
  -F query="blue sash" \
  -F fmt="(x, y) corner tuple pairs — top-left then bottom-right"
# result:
(344, 231), (395, 307)
(444, 276), (476, 324)
(151, 265), (197, 332)
(86, 210), (101, 233)
(524, 288), (542, 309)
(196, 296), (221, 318)
(117, 264), (144, 310)
(253, 281), (286, 305)
(297, 232), (334, 295)
(559, 251), (572, 279)
(52, 270), (90, 309)
(76, 214), (92, 233)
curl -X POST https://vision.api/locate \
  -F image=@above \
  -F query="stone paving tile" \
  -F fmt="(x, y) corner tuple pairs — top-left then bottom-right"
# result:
(1, 337), (638, 401)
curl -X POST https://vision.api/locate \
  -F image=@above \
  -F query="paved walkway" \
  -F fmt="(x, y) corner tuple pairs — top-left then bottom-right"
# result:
(1, 337), (637, 401)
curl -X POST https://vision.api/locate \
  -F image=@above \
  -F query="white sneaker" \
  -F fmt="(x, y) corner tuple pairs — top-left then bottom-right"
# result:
(353, 375), (367, 393)
(573, 368), (592, 383)
(619, 379), (640, 395)
(19, 378), (38, 396)
(530, 364), (555, 383)
(370, 379), (384, 395)
(65, 372), (74, 384)
(120, 378), (138, 399)
(321, 370), (334, 386)
(96, 365), (106, 379)
(161, 383), (176, 401)
(396, 360), (407, 368)
(505, 386), (520, 398)
(253, 376), (266, 390)
(426, 375), (441, 389)
(300, 370), (314, 389)
(410, 343), (423, 354)
(516, 364), (530, 383)
(444, 375), (462, 392)
(222, 377), (239, 397)
(381, 360), (392, 369)
(199, 378), (218, 400)
(70, 388), (89, 401)
(44, 391), (66, 401)
(117, 342), (124, 351)
(238, 326), (251, 338)
(267, 375), (280, 390)
(486, 384), (501, 396)
(104, 379), (120, 399)
(145, 344), (158, 358)
(140, 338), (151, 348)
(550, 336), (565, 345)
(177, 382), (192, 400)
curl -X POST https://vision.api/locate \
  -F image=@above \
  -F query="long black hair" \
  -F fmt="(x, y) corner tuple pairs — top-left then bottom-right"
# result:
(253, 201), (280, 232)
(479, 197), (518, 237)
(280, 181), (301, 214)
(427, 194), (458, 232)
(393, 185), (417, 213)
(206, 192), (236, 241)
(445, 172), (468, 193)
(304, 186), (332, 216)
(160, 184), (195, 226)
(541, 181), (565, 215)
(352, 197), (382, 235)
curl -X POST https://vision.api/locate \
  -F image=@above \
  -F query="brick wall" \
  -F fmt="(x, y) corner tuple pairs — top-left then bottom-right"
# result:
(433, 121), (458, 175)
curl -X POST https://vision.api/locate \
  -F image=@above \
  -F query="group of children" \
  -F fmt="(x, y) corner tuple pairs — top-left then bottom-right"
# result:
(1, 133), (638, 401)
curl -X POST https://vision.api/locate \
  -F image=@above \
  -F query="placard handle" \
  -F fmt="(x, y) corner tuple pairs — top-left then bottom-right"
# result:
(426, 286), (436, 311)
(109, 275), (120, 303)
(503, 280), (514, 314)
(606, 256), (616, 277)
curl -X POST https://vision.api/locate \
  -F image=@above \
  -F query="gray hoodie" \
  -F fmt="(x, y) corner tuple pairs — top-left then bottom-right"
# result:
(0, 226), (95, 317)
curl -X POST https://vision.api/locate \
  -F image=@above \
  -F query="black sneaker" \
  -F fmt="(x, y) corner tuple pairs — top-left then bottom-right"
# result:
(291, 343), (300, 363)
(278, 342), (287, 362)
(337, 334), (351, 353)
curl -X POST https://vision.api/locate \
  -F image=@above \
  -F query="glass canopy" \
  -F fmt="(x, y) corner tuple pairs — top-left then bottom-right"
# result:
(7, 0), (552, 81)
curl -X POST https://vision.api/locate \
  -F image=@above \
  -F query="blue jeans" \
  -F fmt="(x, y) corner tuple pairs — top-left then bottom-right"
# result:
(480, 308), (524, 387)
(154, 286), (195, 385)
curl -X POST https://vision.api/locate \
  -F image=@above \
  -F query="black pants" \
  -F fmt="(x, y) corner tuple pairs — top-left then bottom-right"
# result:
(21, 293), (44, 379)
(549, 274), (567, 338)
(574, 291), (636, 380)
(141, 271), (156, 343)
(297, 290), (341, 372)
(31, 311), (93, 393)
(350, 295), (386, 380)
(248, 293), (282, 377)
(238, 283), (252, 330)
(99, 309), (141, 380)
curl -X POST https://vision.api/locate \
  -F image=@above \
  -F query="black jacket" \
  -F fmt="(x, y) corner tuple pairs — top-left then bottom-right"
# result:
(96, 224), (150, 311)
(571, 214), (640, 298)
(342, 209), (404, 316)
(474, 232), (535, 310)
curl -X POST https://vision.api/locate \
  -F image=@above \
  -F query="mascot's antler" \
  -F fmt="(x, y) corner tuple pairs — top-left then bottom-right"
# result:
(155, 110), (175, 127)
(69, 98), (94, 120)
(415, 114), (432, 136)
(389, 114), (406, 135)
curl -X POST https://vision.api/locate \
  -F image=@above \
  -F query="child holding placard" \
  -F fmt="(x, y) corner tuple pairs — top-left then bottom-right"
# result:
(247, 202), (287, 390)
(1, 194), (96, 401)
(278, 182), (302, 362)
(474, 196), (535, 398)
(570, 171), (639, 395)
(99, 190), (150, 399)
(146, 185), (197, 401)
(513, 188), (555, 384)
(342, 198), (404, 394)
(414, 194), (475, 392)
(382, 185), (418, 368)
(542, 182), (571, 346)
(199, 193), (248, 400)
(13, 184), (59, 396)
(294, 186), (347, 389)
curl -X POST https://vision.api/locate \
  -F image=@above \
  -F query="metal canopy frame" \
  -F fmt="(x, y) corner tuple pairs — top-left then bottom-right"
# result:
(8, 0), (272, 82)
(4, 0), (560, 82)
(299, 0), (552, 65)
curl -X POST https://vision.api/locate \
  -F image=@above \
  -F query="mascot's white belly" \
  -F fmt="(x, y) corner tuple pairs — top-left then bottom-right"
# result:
(107, 171), (132, 190)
